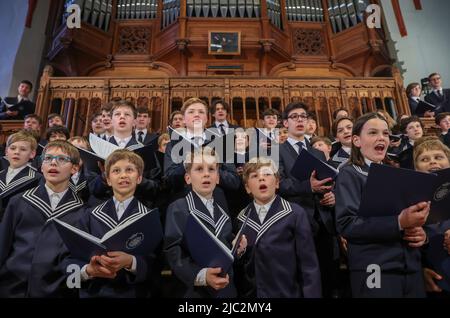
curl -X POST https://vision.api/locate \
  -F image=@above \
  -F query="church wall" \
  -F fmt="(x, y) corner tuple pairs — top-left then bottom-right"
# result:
(0, 0), (28, 98)
(381, 0), (450, 87)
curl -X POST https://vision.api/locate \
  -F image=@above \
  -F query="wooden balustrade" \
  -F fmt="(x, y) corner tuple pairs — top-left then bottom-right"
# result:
(35, 75), (416, 137)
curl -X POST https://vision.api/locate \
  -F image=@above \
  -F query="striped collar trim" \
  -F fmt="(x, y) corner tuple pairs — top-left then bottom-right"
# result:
(186, 191), (229, 237)
(91, 199), (149, 230)
(237, 198), (293, 244)
(23, 186), (83, 221)
(0, 168), (36, 196)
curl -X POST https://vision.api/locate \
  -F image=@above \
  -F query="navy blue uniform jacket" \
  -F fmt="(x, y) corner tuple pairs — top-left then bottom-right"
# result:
(164, 191), (237, 298)
(0, 185), (84, 297)
(235, 195), (321, 298)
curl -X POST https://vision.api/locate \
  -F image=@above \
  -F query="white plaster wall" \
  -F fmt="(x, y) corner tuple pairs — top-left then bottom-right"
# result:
(381, 0), (450, 87)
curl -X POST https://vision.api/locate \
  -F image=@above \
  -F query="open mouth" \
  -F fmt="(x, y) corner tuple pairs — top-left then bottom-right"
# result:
(259, 184), (268, 191)
(202, 181), (211, 186)
(374, 144), (386, 152)
(48, 169), (59, 174)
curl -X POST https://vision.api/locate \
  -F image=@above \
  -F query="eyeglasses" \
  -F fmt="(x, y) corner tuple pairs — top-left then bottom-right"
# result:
(42, 154), (73, 165)
(287, 113), (308, 121)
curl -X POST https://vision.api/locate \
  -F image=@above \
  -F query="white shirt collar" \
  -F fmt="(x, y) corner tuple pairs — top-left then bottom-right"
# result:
(114, 135), (132, 148)
(185, 130), (207, 142)
(304, 134), (312, 140)
(6, 164), (28, 184)
(136, 128), (147, 135)
(341, 146), (351, 154)
(194, 191), (214, 218)
(7, 164), (28, 175)
(215, 120), (229, 128)
(113, 196), (134, 219)
(254, 195), (277, 215)
(44, 184), (69, 208)
(363, 158), (373, 167)
(287, 136), (306, 152)
(17, 95), (28, 102)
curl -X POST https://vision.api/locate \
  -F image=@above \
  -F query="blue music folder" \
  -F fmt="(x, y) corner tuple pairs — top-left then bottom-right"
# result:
(291, 148), (339, 181)
(184, 213), (234, 273)
(358, 164), (437, 217)
(428, 168), (450, 224)
(54, 208), (163, 262)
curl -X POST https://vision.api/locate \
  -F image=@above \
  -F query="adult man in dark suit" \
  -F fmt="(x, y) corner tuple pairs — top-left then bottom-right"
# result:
(134, 106), (159, 146)
(278, 101), (341, 298)
(0, 80), (35, 120)
(425, 73), (450, 114)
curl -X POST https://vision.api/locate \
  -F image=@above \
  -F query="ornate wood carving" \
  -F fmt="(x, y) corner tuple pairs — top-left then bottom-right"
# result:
(118, 26), (151, 54)
(292, 28), (325, 56)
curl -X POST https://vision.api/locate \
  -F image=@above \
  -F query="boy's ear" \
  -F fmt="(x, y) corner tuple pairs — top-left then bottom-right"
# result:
(184, 173), (191, 185)
(352, 135), (360, 148)
(275, 178), (280, 190)
(71, 164), (80, 176)
(244, 183), (252, 195)
(283, 119), (289, 128)
(30, 150), (36, 160)
(136, 175), (143, 185)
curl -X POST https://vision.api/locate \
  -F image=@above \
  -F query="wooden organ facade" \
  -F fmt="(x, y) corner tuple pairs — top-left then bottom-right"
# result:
(30, 0), (418, 136)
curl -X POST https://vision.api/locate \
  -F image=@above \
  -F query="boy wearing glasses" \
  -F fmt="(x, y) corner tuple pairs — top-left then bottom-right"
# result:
(0, 141), (85, 297)
(0, 130), (43, 221)
(278, 102), (341, 298)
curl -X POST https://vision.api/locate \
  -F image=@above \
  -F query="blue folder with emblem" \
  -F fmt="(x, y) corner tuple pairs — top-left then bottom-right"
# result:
(184, 213), (234, 273)
(54, 208), (163, 262)
(358, 164), (437, 217)
(428, 168), (450, 224)
(291, 148), (339, 181)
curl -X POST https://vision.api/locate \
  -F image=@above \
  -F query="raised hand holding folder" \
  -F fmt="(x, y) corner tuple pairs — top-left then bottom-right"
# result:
(291, 148), (339, 181)
(54, 208), (163, 262)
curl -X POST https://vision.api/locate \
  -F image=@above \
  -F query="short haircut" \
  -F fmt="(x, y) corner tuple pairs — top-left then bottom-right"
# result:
(400, 116), (423, 133)
(24, 114), (43, 125)
(428, 72), (441, 80)
(43, 140), (80, 165)
(183, 147), (218, 173)
(242, 157), (279, 185)
(435, 112), (450, 126)
(413, 136), (450, 168)
(332, 116), (354, 137)
(211, 99), (230, 113)
(180, 97), (209, 115)
(68, 136), (91, 151)
(332, 107), (349, 120)
(90, 112), (102, 122)
(282, 102), (309, 120)
(105, 149), (144, 178)
(310, 136), (332, 147)
(307, 112), (317, 121)
(6, 130), (38, 151)
(158, 133), (170, 147)
(47, 113), (63, 122)
(262, 108), (280, 119)
(111, 100), (137, 118)
(101, 101), (114, 113)
(137, 106), (151, 116)
(406, 82), (421, 96)
(46, 125), (70, 141)
(20, 80), (33, 90)
(170, 110), (182, 123)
